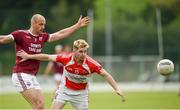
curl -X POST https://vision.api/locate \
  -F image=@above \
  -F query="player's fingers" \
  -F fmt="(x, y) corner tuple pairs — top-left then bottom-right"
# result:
(19, 58), (26, 62)
(122, 94), (126, 101)
(16, 50), (23, 54)
(19, 49), (25, 52)
(81, 19), (90, 27)
(85, 20), (90, 24)
(83, 17), (90, 22)
(16, 50), (26, 56)
(16, 52), (24, 57)
(16, 52), (21, 56)
(121, 96), (125, 102)
(19, 59), (23, 62)
(84, 16), (90, 20)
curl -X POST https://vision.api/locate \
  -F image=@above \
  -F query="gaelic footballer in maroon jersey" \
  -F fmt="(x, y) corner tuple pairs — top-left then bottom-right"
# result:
(0, 13), (90, 109)
(11, 30), (49, 75)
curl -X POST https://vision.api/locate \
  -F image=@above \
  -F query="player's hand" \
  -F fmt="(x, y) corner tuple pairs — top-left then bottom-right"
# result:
(77, 15), (90, 28)
(116, 90), (125, 102)
(16, 50), (29, 62)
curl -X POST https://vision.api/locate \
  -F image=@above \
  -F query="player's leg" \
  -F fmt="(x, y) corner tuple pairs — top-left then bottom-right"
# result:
(51, 101), (65, 110)
(21, 88), (44, 109)
(71, 100), (88, 110)
(51, 88), (68, 110)
(52, 80), (61, 99)
(53, 74), (62, 98)
(71, 101), (88, 110)
(71, 93), (89, 110)
(12, 73), (44, 109)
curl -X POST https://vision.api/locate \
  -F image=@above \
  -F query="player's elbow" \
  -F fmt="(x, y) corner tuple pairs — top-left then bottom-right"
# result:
(99, 69), (109, 77)
(99, 72), (108, 78)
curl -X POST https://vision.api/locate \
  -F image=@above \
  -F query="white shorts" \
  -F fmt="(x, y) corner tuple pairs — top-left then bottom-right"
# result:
(54, 86), (88, 109)
(12, 73), (41, 92)
(53, 73), (62, 82)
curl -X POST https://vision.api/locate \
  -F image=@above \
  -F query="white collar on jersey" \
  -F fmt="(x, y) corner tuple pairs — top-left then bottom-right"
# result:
(28, 30), (39, 37)
(72, 55), (87, 64)
(66, 55), (87, 66)
(65, 55), (91, 74)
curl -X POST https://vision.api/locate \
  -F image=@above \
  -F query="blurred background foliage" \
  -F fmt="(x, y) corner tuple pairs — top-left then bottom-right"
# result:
(0, 0), (180, 75)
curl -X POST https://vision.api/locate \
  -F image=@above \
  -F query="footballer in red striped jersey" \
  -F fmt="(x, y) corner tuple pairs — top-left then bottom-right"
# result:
(17, 39), (125, 110)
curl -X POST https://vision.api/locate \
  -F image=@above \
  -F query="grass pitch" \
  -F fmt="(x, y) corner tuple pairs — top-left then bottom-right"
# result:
(0, 91), (180, 109)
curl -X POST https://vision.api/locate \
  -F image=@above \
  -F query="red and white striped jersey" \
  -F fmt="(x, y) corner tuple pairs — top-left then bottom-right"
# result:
(56, 52), (102, 90)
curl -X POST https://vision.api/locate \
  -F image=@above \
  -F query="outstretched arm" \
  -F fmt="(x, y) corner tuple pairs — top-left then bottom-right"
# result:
(48, 16), (90, 42)
(0, 35), (14, 44)
(99, 69), (125, 102)
(16, 50), (56, 62)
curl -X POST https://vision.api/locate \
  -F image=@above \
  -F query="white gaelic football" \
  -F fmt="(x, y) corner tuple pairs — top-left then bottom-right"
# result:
(157, 59), (174, 76)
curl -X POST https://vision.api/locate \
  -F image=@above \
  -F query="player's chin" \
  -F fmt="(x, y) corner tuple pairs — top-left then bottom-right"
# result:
(80, 56), (85, 61)
(39, 30), (44, 33)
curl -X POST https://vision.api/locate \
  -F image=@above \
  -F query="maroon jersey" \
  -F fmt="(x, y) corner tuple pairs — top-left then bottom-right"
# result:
(11, 30), (49, 75)
(52, 62), (64, 74)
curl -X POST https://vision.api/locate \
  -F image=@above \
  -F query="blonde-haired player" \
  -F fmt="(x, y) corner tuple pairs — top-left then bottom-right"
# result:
(17, 39), (125, 110)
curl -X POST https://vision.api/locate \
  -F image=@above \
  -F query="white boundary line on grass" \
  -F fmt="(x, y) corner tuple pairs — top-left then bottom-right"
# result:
(0, 76), (179, 93)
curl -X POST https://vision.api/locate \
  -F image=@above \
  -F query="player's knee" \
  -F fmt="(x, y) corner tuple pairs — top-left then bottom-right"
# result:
(35, 99), (45, 109)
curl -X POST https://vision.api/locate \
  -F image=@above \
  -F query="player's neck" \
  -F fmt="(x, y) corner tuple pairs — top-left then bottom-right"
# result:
(74, 55), (83, 65)
(29, 28), (39, 36)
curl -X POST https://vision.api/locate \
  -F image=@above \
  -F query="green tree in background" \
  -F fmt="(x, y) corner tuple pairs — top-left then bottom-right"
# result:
(93, 0), (180, 63)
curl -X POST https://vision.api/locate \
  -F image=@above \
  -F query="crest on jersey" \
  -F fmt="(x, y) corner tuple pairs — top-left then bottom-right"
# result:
(34, 38), (37, 42)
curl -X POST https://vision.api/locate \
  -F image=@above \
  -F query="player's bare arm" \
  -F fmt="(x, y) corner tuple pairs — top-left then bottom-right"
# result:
(16, 50), (56, 62)
(99, 68), (126, 102)
(0, 35), (14, 44)
(48, 16), (90, 42)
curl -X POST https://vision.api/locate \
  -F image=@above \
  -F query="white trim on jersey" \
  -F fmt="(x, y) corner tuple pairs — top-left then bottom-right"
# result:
(9, 34), (14, 40)
(28, 30), (38, 36)
(49, 55), (57, 62)
(48, 34), (53, 42)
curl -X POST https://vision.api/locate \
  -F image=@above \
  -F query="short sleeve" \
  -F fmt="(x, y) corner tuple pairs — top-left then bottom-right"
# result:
(90, 62), (102, 73)
(87, 57), (102, 74)
(56, 53), (71, 65)
(11, 30), (22, 43)
(41, 33), (50, 42)
(48, 55), (57, 61)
